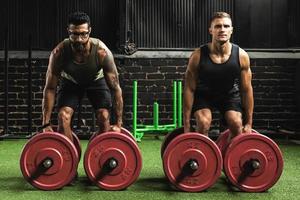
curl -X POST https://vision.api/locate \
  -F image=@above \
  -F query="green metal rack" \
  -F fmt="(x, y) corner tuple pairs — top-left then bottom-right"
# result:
(132, 80), (182, 141)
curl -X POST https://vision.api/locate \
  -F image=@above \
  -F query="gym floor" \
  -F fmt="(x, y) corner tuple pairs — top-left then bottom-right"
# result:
(0, 137), (299, 200)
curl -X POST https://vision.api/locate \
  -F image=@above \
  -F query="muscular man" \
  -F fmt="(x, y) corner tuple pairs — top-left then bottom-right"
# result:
(183, 12), (253, 138)
(42, 11), (123, 141)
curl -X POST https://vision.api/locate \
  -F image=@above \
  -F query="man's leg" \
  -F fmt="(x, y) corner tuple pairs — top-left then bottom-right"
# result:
(58, 106), (75, 142)
(95, 108), (111, 133)
(193, 108), (212, 136)
(224, 110), (243, 138)
(56, 79), (84, 142)
(86, 84), (112, 134)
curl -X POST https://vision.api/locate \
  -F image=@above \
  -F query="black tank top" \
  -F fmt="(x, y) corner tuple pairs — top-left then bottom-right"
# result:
(196, 43), (241, 96)
(61, 38), (107, 88)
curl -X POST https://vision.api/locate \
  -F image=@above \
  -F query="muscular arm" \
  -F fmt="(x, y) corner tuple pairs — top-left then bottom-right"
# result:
(239, 48), (254, 132)
(183, 49), (200, 132)
(99, 47), (123, 127)
(42, 45), (63, 126)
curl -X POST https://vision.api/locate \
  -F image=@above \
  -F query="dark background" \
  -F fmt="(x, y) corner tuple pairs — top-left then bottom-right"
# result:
(1, 0), (300, 136)
(1, 0), (300, 50)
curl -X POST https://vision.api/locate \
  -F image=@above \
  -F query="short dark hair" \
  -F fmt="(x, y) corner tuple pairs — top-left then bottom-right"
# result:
(210, 12), (232, 25)
(68, 11), (91, 27)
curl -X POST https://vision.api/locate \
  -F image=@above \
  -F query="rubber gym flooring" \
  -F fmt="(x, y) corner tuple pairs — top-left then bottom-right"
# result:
(0, 137), (299, 200)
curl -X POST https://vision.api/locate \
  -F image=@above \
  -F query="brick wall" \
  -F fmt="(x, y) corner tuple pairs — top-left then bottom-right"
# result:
(251, 59), (300, 131)
(0, 53), (300, 136)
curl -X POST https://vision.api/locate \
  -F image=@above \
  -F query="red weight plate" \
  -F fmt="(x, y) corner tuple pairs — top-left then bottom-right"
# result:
(47, 126), (81, 160)
(72, 132), (82, 161)
(216, 129), (261, 158)
(251, 129), (259, 134)
(20, 132), (78, 190)
(215, 129), (231, 158)
(84, 132), (142, 190)
(89, 132), (97, 143)
(224, 133), (284, 192)
(121, 127), (136, 141)
(161, 127), (184, 158)
(163, 132), (222, 192)
(90, 127), (135, 144)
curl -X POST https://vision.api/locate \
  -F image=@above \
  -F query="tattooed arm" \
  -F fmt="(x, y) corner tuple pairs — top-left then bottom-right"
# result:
(98, 44), (123, 128)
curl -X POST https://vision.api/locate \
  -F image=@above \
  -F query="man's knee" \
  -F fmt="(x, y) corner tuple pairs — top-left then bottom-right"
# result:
(96, 109), (110, 123)
(96, 109), (111, 133)
(194, 109), (212, 134)
(197, 117), (211, 129)
(225, 112), (243, 135)
(58, 107), (74, 125)
(228, 117), (242, 129)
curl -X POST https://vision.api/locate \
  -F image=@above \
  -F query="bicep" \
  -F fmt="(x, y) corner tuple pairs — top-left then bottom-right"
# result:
(100, 47), (118, 74)
(185, 51), (200, 91)
(101, 50), (120, 90)
(185, 69), (198, 91)
(240, 67), (252, 91)
(45, 70), (59, 89)
(45, 51), (61, 89)
(239, 50), (252, 91)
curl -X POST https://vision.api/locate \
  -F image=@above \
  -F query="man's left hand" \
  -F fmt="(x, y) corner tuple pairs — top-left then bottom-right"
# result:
(242, 124), (252, 134)
(110, 125), (122, 133)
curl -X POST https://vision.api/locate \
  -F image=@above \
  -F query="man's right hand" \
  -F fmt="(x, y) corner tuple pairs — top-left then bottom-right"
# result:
(42, 124), (54, 133)
(110, 125), (122, 133)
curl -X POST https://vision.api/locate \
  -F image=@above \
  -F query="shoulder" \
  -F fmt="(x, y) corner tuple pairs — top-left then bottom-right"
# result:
(238, 47), (249, 59)
(190, 48), (201, 62)
(186, 48), (201, 73)
(92, 38), (113, 59)
(238, 47), (250, 68)
(47, 41), (65, 74)
(50, 41), (65, 60)
(91, 38), (115, 66)
(92, 38), (110, 52)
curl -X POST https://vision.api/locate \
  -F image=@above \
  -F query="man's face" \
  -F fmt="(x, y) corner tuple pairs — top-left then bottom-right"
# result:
(209, 17), (233, 44)
(67, 23), (91, 52)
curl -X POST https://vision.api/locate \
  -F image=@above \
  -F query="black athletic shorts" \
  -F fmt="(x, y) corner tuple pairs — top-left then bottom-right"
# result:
(57, 78), (112, 111)
(192, 90), (242, 116)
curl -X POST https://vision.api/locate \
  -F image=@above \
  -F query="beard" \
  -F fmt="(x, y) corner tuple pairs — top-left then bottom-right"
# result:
(71, 40), (88, 52)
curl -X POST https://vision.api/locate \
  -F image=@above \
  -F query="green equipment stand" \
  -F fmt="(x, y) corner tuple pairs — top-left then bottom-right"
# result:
(132, 80), (182, 141)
